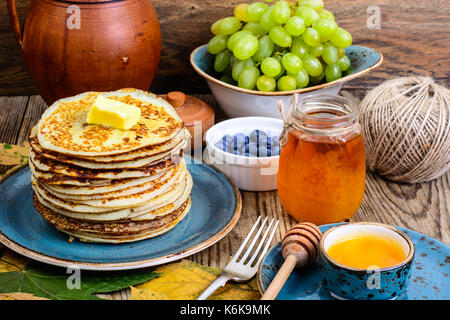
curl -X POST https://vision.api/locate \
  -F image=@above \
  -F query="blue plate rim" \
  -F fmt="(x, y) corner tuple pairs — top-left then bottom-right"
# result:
(256, 222), (450, 299)
(190, 44), (383, 96)
(0, 162), (242, 271)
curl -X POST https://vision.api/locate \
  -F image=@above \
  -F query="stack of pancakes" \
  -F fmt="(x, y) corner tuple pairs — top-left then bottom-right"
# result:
(29, 89), (192, 243)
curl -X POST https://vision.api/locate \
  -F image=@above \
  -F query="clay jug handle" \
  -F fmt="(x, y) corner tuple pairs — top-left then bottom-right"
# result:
(6, 0), (24, 51)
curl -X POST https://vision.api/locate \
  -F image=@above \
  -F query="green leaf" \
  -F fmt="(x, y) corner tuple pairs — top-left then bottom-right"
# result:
(0, 260), (159, 300)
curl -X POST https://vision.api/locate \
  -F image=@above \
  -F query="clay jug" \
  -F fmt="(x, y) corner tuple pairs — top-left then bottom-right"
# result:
(7, 0), (161, 105)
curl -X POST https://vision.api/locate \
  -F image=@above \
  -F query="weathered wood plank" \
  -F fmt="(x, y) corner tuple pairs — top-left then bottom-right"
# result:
(0, 0), (448, 96)
(15, 95), (47, 145)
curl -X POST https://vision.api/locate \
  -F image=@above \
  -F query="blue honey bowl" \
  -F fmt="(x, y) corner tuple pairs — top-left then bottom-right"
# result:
(319, 222), (415, 300)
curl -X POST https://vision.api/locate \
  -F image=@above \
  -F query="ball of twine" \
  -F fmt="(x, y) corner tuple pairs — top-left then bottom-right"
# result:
(359, 76), (450, 183)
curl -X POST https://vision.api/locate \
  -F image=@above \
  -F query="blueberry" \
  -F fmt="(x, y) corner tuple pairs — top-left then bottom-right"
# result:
(271, 136), (280, 147)
(266, 136), (272, 149)
(223, 134), (233, 145)
(248, 143), (258, 157)
(214, 140), (225, 152)
(233, 134), (246, 151)
(258, 145), (269, 157)
(249, 130), (268, 144)
(216, 135), (234, 153)
(272, 145), (281, 156)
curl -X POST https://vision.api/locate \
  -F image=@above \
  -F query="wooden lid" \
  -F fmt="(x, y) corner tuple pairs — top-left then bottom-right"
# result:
(162, 91), (215, 128)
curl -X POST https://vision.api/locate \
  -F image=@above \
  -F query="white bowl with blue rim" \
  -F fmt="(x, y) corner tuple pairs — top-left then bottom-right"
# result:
(190, 45), (383, 119)
(204, 117), (283, 191)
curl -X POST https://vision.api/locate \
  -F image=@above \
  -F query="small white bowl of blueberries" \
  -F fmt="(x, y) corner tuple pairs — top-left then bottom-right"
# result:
(204, 117), (283, 191)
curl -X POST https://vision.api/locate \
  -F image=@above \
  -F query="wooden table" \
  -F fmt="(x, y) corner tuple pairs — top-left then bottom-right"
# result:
(0, 91), (448, 300)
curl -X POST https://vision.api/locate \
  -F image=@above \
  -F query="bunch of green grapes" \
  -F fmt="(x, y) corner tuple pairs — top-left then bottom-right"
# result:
(207, 0), (352, 92)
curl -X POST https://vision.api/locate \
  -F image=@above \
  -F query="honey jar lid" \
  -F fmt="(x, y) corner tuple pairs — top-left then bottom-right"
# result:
(162, 91), (215, 128)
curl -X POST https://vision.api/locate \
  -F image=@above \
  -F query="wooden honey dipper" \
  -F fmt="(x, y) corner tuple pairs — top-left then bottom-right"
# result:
(261, 222), (322, 300)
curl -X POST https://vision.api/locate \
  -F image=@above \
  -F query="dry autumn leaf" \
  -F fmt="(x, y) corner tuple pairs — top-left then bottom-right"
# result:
(130, 260), (261, 300)
(0, 143), (29, 166)
(0, 249), (30, 273)
(0, 292), (48, 300)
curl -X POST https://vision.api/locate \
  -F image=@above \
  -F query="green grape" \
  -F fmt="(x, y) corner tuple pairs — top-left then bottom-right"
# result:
(269, 26), (292, 47)
(312, 18), (338, 38)
(309, 44), (324, 57)
(302, 27), (321, 46)
(232, 59), (255, 81)
(302, 0), (324, 10)
(330, 27), (352, 48)
(336, 55), (351, 71)
(274, 56), (286, 79)
(252, 35), (274, 62)
(243, 22), (267, 37)
(277, 75), (297, 91)
(272, 1), (291, 24)
(261, 57), (281, 77)
(227, 30), (252, 51)
(310, 71), (324, 84)
(247, 2), (269, 22)
(223, 63), (233, 76)
(207, 34), (228, 54)
(214, 50), (232, 72)
(295, 6), (319, 27)
(260, 7), (278, 31)
(218, 17), (242, 35)
(285, 16), (306, 36)
(303, 54), (323, 76)
(233, 34), (259, 60)
(282, 53), (303, 74)
(337, 47), (346, 58)
(256, 75), (277, 91)
(238, 66), (260, 89)
(322, 44), (338, 64)
(318, 9), (334, 20)
(234, 3), (249, 22)
(291, 37), (309, 57)
(211, 19), (222, 35)
(325, 63), (342, 82)
(220, 74), (235, 85)
(230, 55), (239, 68)
(290, 69), (309, 88)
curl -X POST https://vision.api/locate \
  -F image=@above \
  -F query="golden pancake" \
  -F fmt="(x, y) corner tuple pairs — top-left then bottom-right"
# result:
(37, 89), (184, 156)
(34, 194), (190, 236)
(64, 200), (191, 243)
(29, 151), (181, 180)
(30, 126), (188, 169)
(34, 172), (193, 222)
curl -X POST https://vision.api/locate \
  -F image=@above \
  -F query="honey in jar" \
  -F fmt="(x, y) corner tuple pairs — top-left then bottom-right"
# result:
(277, 95), (366, 225)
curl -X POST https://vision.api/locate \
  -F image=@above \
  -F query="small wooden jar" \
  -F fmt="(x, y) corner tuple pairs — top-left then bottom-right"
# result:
(161, 92), (215, 149)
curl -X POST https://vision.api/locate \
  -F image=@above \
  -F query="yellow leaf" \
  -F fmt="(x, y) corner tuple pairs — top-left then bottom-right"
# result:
(0, 249), (30, 273)
(130, 260), (260, 300)
(0, 292), (48, 300)
(0, 143), (29, 166)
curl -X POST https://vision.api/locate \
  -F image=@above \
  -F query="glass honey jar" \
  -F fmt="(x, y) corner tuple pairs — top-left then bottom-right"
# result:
(277, 94), (366, 225)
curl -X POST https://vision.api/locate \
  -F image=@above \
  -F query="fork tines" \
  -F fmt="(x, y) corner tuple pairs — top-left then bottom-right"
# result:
(233, 216), (279, 267)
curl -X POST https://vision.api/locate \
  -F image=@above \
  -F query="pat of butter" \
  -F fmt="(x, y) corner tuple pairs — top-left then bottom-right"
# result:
(86, 95), (141, 130)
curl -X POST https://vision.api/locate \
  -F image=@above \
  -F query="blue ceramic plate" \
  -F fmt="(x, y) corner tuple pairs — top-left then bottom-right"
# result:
(258, 224), (450, 300)
(0, 159), (241, 270)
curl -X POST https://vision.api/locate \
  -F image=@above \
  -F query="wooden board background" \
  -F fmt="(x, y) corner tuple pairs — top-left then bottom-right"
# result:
(0, 0), (449, 96)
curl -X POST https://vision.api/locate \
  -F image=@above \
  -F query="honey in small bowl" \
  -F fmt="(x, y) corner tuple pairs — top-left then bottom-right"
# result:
(319, 223), (415, 300)
(326, 234), (407, 269)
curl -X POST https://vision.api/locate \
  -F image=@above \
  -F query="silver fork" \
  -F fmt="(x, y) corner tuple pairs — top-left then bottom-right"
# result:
(197, 216), (279, 300)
